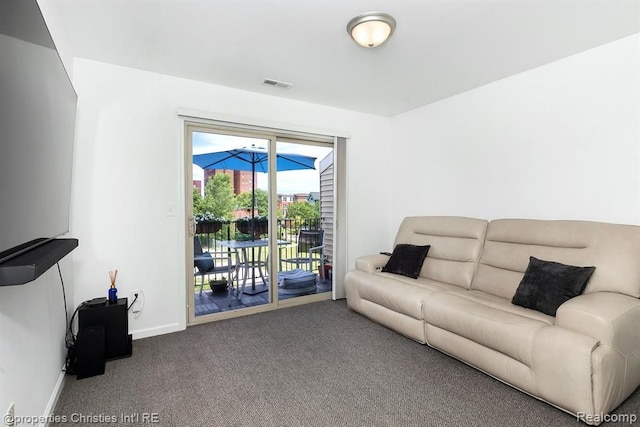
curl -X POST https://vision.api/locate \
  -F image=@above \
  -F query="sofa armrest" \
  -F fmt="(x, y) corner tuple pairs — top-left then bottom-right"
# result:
(556, 292), (640, 356)
(355, 254), (390, 274)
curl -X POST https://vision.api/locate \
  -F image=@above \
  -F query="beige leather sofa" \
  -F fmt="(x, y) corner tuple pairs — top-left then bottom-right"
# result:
(345, 216), (640, 425)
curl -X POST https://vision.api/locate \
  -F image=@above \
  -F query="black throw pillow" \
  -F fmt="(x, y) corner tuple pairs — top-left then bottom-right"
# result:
(381, 244), (431, 279)
(194, 253), (214, 272)
(512, 256), (596, 316)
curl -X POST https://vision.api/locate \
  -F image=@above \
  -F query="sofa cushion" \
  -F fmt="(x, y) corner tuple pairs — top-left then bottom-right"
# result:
(453, 290), (555, 325)
(393, 216), (488, 288)
(512, 257), (595, 316)
(423, 291), (548, 366)
(358, 274), (463, 320)
(471, 219), (640, 300)
(382, 244), (430, 279)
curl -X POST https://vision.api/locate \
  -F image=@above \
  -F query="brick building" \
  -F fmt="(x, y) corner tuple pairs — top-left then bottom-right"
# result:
(203, 169), (256, 195)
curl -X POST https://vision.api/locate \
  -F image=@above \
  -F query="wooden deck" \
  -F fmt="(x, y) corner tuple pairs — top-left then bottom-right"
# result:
(194, 275), (332, 316)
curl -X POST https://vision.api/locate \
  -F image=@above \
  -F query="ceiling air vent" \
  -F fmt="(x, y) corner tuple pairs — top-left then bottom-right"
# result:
(262, 78), (293, 89)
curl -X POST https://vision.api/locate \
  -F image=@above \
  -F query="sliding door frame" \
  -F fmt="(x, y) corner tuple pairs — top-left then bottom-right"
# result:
(180, 113), (348, 326)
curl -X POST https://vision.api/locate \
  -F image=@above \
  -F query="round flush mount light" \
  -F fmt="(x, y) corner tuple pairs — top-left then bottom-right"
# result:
(347, 12), (396, 48)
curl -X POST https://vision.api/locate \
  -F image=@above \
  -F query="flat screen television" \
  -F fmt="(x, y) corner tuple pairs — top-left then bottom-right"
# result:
(0, 0), (77, 264)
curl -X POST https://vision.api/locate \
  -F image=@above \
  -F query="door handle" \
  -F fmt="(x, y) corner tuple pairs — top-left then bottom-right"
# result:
(188, 216), (196, 237)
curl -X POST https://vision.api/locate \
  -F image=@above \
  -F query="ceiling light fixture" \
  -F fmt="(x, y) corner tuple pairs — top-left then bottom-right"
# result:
(347, 12), (396, 48)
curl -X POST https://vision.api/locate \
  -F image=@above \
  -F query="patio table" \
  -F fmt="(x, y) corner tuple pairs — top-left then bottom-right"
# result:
(218, 239), (289, 300)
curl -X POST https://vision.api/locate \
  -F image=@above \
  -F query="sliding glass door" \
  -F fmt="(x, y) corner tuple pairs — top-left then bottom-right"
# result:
(190, 129), (273, 318)
(275, 139), (334, 303)
(185, 121), (335, 324)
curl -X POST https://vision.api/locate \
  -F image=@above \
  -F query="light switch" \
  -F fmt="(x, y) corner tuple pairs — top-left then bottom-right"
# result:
(165, 202), (176, 217)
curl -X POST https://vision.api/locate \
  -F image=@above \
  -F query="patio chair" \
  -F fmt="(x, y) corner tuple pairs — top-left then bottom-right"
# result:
(193, 236), (237, 295)
(279, 229), (324, 274)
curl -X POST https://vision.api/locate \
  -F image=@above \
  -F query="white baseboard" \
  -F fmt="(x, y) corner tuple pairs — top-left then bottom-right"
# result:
(130, 322), (183, 340)
(41, 367), (67, 427)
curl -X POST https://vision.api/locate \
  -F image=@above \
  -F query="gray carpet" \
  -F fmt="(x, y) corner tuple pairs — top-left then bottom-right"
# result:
(53, 300), (640, 426)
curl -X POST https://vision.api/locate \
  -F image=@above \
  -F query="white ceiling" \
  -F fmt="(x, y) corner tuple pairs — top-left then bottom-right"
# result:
(50, 0), (640, 117)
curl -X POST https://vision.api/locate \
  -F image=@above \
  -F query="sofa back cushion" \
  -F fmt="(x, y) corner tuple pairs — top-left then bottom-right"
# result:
(472, 219), (640, 300)
(393, 216), (488, 289)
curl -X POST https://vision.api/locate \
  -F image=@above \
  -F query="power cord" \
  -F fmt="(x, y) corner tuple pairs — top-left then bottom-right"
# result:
(56, 262), (68, 336)
(57, 262), (83, 375)
(58, 269), (141, 374)
(128, 291), (142, 318)
(128, 293), (139, 310)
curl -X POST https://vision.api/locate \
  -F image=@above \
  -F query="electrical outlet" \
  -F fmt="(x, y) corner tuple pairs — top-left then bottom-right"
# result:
(5, 402), (15, 427)
(130, 289), (144, 318)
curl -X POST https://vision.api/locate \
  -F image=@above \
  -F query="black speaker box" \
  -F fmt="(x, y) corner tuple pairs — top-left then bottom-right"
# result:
(78, 297), (131, 360)
(76, 324), (105, 379)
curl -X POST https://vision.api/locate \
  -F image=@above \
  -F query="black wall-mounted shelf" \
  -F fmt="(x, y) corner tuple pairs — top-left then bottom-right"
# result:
(0, 238), (78, 286)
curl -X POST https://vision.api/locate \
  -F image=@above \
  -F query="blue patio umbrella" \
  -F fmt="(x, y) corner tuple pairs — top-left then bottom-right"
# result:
(192, 144), (317, 234)
(193, 144), (316, 173)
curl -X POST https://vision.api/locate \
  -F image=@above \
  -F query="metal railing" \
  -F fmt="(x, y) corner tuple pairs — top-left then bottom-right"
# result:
(193, 217), (332, 294)
(196, 217), (321, 249)
(195, 217), (327, 272)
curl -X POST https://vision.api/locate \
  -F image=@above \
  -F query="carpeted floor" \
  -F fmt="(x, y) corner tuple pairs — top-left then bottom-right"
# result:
(53, 300), (640, 426)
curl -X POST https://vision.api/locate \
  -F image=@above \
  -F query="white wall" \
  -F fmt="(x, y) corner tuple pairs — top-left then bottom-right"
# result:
(391, 34), (640, 228)
(0, 2), (76, 422)
(70, 58), (393, 337)
(0, 262), (72, 422)
(70, 33), (640, 342)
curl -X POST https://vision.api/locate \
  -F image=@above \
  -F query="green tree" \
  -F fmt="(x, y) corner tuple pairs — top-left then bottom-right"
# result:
(236, 189), (268, 216)
(201, 173), (235, 219)
(286, 200), (319, 220)
(193, 187), (205, 215)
